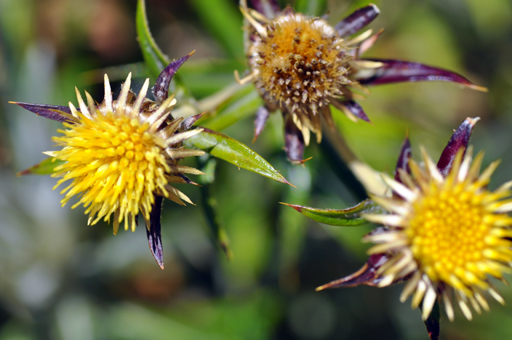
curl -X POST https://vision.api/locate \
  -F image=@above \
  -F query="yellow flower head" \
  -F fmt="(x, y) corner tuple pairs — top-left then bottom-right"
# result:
(365, 147), (512, 321)
(45, 73), (204, 234)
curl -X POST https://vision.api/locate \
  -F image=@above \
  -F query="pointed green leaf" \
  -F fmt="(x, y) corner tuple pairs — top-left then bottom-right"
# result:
(17, 157), (65, 176)
(184, 128), (292, 186)
(281, 199), (383, 226)
(136, 0), (170, 79)
(198, 156), (233, 260)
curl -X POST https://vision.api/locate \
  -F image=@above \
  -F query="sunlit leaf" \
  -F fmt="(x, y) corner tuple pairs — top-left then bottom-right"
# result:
(17, 157), (65, 176)
(135, 0), (170, 79)
(281, 199), (383, 226)
(184, 129), (292, 186)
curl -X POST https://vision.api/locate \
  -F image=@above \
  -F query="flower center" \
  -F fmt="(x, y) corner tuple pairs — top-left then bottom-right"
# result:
(53, 112), (170, 230)
(407, 183), (491, 284)
(250, 13), (350, 109)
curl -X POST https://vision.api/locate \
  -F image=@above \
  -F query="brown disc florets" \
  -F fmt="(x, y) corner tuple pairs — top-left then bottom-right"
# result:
(249, 11), (351, 113)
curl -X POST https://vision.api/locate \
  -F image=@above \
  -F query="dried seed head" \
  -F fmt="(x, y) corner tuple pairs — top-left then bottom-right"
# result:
(244, 8), (354, 145)
(248, 11), (351, 113)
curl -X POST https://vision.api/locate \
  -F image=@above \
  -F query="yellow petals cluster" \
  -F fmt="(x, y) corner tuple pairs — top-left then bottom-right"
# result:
(47, 73), (204, 234)
(365, 147), (512, 321)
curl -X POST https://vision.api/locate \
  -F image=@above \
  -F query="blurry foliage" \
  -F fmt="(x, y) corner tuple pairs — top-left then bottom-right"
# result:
(0, 0), (511, 339)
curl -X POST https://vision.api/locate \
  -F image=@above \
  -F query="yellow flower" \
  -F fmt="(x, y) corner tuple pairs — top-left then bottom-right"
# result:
(364, 147), (512, 321)
(45, 73), (204, 234)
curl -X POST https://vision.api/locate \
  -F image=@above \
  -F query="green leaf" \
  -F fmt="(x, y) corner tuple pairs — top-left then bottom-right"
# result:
(281, 199), (383, 226)
(198, 156), (233, 260)
(136, 0), (170, 79)
(184, 129), (292, 186)
(17, 157), (65, 176)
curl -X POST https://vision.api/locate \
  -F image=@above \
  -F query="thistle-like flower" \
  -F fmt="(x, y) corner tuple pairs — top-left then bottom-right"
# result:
(12, 53), (204, 268)
(317, 118), (512, 322)
(240, 0), (486, 163)
(47, 73), (204, 234)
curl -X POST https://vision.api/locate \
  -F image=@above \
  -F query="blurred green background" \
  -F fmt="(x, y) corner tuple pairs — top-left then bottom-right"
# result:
(1, 0), (512, 339)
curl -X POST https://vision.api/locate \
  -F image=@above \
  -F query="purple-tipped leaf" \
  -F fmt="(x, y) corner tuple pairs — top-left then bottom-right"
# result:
(437, 117), (479, 176)
(284, 113), (307, 164)
(10, 102), (75, 123)
(146, 195), (164, 269)
(394, 136), (411, 183)
(253, 105), (271, 143)
(331, 99), (371, 123)
(357, 28), (384, 57)
(424, 301), (441, 340)
(354, 59), (487, 91)
(249, 0), (280, 18)
(316, 254), (388, 290)
(178, 173), (199, 186)
(181, 112), (205, 130)
(153, 51), (194, 104)
(335, 4), (380, 38)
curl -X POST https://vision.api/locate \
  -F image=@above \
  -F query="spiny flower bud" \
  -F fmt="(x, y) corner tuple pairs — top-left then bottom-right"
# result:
(250, 11), (351, 118)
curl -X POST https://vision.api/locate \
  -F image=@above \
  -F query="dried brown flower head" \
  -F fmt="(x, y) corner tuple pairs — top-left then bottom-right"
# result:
(249, 10), (351, 123)
(240, 0), (486, 163)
